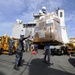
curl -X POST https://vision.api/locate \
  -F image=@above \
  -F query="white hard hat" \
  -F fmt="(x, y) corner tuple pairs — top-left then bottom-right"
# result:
(20, 33), (24, 36)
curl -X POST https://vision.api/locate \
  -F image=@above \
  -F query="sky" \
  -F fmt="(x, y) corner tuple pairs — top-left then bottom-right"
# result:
(0, 0), (75, 40)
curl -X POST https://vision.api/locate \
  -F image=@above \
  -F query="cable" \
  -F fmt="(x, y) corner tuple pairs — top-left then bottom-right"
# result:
(19, 54), (33, 75)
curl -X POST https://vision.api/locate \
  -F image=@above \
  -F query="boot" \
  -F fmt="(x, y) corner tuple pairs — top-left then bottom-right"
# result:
(14, 65), (20, 70)
(18, 61), (23, 66)
(43, 60), (47, 63)
(18, 63), (23, 66)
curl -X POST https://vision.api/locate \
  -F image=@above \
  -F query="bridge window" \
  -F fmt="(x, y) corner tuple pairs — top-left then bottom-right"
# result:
(60, 12), (62, 17)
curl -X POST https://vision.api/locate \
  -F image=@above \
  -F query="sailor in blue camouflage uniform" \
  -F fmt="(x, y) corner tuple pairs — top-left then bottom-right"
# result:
(9, 36), (14, 55)
(43, 44), (51, 64)
(14, 34), (30, 70)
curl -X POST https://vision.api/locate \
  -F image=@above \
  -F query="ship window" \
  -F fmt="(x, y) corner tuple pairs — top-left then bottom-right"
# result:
(23, 24), (36, 28)
(60, 12), (62, 17)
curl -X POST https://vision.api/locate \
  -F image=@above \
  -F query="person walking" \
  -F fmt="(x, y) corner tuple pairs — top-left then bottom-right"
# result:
(14, 34), (30, 70)
(43, 44), (51, 64)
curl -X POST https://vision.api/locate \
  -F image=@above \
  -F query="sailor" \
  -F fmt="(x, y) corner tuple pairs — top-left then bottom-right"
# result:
(43, 44), (51, 64)
(14, 33), (30, 70)
(9, 36), (14, 55)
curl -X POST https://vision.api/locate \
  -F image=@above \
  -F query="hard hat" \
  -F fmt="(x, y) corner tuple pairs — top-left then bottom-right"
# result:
(20, 33), (24, 36)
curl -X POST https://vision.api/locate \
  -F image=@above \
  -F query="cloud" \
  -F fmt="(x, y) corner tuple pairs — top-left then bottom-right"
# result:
(0, 0), (64, 22)
(0, 0), (25, 13)
(26, 0), (43, 11)
(67, 30), (75, 39)
(0, 0), (26, 22)
(19, 0), (64, 22)
(65, 11), (75, 39)
(65, 11), (75, 29)
(0, 0), (70, 36)
(0, 22), (14, 36)
(0, 12), (6, 22)
(46, 0), (63, 11)
(65, 12), (75, 24)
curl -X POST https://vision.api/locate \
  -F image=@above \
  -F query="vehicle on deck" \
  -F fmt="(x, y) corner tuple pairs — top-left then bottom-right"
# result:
(0, 35), (18, 54)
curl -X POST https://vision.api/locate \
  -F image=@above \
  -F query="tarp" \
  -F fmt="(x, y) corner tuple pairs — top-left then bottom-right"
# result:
(33, 13), (62, 44)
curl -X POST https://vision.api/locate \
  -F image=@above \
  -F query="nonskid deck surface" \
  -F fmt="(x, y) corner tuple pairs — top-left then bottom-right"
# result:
(0, 50), (75, 75)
